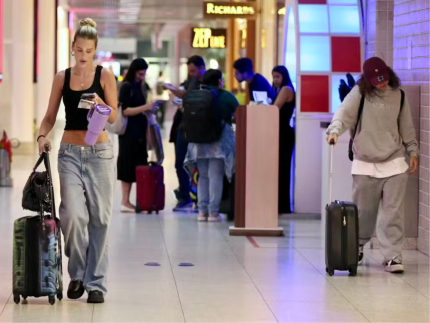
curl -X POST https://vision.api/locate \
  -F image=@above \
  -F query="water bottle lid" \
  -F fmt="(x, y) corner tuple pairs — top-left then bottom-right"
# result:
(94, 104), (111, 115)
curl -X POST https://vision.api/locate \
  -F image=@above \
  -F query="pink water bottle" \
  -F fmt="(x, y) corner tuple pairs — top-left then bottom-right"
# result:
(85, 104), (111, 145)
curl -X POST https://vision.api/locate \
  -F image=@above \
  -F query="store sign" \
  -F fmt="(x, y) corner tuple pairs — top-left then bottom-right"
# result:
(203, 2), (257, 19)
(191, 28), (227, 49)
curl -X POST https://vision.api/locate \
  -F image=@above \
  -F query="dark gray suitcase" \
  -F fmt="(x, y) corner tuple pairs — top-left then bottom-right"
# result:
(13, 146), (63, 305)
(325, 142), (359, 276)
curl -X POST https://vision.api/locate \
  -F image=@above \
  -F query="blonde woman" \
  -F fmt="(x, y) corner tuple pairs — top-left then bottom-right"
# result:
(37, 18), (117, 303)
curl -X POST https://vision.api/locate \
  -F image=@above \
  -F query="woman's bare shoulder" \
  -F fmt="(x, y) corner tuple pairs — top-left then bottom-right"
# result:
(52, 70), (66, 88)
(100, 67), (115, 81)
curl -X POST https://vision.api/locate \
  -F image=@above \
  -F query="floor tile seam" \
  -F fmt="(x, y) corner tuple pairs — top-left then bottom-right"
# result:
(366, 251), (429, 298)
(293, 247), (372, 323)
(0, 293), (11, 318)
(156, 216), (186, 322)
(90, 303), (95, 322)
(216, 226), (280, 323)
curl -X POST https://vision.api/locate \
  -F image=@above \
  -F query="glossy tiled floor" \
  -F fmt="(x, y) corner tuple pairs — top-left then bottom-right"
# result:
(0, 123), (429, 323)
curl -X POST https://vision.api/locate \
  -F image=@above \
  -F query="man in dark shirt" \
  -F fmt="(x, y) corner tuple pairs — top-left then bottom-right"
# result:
(233, 57), (276, 104)
(166, 55), (206, 211)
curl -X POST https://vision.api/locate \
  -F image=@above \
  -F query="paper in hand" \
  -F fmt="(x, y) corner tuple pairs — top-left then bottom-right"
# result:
(252, 91), (269, 105)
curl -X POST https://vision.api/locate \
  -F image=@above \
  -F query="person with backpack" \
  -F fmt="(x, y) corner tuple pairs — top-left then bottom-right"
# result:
(183, 69), (239, 222)
(326, 57), (419, 273)
(166, 56), (207, 212)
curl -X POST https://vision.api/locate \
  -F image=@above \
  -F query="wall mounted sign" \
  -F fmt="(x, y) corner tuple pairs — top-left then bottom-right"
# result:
(203, 2), (257, 19)
(191, 28), (227, 49)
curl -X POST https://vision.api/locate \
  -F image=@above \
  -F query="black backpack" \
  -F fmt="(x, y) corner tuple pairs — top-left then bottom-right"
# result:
(182, 87), (224, 144)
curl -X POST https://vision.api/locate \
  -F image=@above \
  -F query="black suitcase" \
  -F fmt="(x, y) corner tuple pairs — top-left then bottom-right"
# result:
(325, 142), (359, 277)
(13, 145), (63, 305)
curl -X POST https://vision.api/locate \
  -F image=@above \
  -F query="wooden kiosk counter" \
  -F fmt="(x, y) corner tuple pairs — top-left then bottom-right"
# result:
(230, 104), (284, 236)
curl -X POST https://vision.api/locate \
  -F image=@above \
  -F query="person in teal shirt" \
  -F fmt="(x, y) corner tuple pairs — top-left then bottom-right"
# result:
(184, 69), (239, 222)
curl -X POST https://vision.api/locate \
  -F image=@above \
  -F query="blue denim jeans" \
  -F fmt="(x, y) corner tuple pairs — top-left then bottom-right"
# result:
(196, 158), (224, 215)
(57, 141), (115, 294)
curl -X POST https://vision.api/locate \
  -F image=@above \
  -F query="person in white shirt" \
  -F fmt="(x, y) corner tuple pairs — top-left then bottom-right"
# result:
(326, 57), (419, 273)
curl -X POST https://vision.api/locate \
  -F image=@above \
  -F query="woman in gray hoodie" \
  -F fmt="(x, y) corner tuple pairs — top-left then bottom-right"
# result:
(326, 57), (419, 273)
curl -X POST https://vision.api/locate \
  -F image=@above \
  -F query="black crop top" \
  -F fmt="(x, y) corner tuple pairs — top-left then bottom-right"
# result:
(63, 65), (105, 131)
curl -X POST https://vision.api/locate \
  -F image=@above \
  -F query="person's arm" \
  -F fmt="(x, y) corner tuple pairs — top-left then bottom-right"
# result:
(169, 88), (187, 98)
(221, 91), (240, 121)
(119, 83), (154, 117)
(398, 95), (419, 174)
(273, 86), (294, 108)
(326, 85), (362, 143)
(98, 68), (118, 124)
(37, 71), (64, 154)
(123, 103), (154, 116)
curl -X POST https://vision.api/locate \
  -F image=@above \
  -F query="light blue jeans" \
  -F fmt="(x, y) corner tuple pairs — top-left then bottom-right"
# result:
(196, 158), (224, 215)
(57, 141), (115, 294)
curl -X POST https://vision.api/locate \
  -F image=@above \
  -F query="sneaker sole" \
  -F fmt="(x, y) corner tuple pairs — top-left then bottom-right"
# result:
(385, 264), (404, 273)
(67, 289), (85, 300)
(87, 298), (104, 304)
(197, 217), (207, 222)
(208, 217), (221, 222)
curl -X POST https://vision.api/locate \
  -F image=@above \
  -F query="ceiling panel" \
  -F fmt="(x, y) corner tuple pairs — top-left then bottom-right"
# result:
(68, 0), (227, 38)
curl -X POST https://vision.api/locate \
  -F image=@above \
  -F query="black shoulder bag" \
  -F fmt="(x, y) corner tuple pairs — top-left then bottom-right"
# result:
(22, 149), (53, 213)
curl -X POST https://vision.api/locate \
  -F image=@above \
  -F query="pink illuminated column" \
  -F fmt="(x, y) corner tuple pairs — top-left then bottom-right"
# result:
(0, 0), (3, 84)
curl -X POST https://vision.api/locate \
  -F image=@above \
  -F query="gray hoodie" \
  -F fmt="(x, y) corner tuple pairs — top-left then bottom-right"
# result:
(327, 85), (419, 163)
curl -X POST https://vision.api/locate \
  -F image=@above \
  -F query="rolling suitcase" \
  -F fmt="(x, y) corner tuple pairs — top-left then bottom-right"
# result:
(135, 164), (165, 214)
(13, 145), (63, 305)
(325, 141), (359, 277)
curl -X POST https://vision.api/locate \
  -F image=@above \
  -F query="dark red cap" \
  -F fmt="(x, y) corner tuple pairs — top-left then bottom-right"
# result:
(363, 57), (390, 87)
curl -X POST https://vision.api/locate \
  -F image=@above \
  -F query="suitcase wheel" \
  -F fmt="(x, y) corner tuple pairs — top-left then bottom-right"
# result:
(57, 291), (63, 301)
(49, 295), (55, 305)
(326, 267), (335, 276)
(349, 268), (357, 277)
(13, 294), (20, 304)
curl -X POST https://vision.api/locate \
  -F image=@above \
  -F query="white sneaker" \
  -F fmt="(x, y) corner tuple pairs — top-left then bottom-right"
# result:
(358, 245), (364, 265)
(384, 258), (404, 273)
(198, 214), (208, 222)
(120, 205), (135, 213)
(208, 215), (221, 222)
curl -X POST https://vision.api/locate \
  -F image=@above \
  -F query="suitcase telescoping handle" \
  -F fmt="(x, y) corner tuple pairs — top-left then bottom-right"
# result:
(328, 139), (335, 204)
(43, 144), (57, 219)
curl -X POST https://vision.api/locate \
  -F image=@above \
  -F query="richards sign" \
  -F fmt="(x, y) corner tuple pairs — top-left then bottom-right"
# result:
(203, 2), (257, 19)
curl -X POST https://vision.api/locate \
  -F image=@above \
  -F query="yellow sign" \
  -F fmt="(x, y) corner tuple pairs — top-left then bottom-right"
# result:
(191, 28), (227, 49)
(278, 7), (286, 15)
(203, 2), (257, 19)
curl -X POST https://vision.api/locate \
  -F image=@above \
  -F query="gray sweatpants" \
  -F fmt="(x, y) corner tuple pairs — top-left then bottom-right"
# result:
(352, 172), (408, 262)
(58, 141), (115, 294)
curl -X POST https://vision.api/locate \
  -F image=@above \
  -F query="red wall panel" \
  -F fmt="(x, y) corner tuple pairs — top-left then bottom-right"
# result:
(331, 37), (362, 73)
(301, 75), (329, 113)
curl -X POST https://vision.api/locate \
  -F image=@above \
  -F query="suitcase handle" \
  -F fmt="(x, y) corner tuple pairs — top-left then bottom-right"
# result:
(329, 139), (335, 204)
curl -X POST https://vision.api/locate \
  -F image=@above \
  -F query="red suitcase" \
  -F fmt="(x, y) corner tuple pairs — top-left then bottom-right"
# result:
(135, 164), (165, 214)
